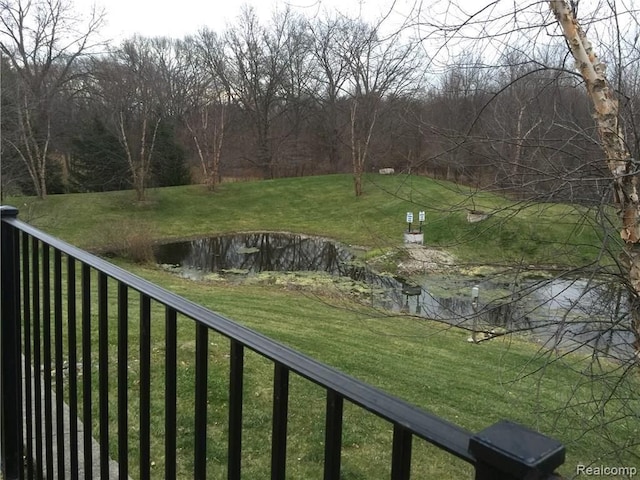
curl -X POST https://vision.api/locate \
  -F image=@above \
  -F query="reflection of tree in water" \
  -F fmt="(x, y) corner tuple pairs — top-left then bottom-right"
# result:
(388, 276), (635, 362)
(154, 233), (355, 274)
(246, 234), (352, 273)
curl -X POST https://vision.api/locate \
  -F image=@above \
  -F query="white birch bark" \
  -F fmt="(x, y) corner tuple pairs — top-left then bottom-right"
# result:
(549, 0), (640, 358)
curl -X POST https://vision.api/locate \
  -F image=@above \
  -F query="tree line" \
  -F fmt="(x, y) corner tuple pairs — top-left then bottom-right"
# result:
(0, 0), (632, 202)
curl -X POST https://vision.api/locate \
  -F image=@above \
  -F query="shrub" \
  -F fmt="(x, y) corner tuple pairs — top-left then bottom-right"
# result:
(94, 220), (156, 264)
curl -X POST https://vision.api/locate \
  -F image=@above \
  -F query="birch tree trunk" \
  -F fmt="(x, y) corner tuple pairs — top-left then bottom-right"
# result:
(8, 97), (50, 199)
(119, 112), (160, 202)
(350, 98), (379, 197)
(187, 103), (226, 191)
(549, 0), (640, 360)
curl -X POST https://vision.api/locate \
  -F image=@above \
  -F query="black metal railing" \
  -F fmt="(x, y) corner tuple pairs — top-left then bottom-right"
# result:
(0, 206), (566, 479)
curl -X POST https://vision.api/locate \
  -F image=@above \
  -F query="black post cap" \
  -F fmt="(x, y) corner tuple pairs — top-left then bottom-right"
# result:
(469, 420), (565, 479)
(0, 206), (19, 217)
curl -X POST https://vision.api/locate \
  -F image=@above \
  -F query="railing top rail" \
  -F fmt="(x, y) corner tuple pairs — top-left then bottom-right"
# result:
(2, 212), (476, 462)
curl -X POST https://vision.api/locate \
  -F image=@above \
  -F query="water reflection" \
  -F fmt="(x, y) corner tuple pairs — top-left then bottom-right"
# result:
(154, 233), (355, 276)
(393, 276), (634, 361)
(154, 233), (635, 361)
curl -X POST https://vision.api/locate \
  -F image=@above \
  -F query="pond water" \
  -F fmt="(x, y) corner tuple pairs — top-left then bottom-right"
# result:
(154, 232), (357, 277)
(154, 232), (635, 361)
(395, 275), (633, 361)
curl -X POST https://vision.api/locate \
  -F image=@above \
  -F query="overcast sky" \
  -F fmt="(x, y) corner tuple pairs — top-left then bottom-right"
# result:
(89, 0), (622, 68)
(95, 0), (406, 42)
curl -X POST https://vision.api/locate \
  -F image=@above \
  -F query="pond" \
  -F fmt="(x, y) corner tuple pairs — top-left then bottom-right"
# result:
(153, 232), (635, 361)
(153, 232), (358, 277)
(396, 275), (633, 361)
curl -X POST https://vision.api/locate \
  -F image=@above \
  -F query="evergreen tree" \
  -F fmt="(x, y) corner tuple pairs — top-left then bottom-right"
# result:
(150, 121), (191, 187)
(70, 117), (130, 192)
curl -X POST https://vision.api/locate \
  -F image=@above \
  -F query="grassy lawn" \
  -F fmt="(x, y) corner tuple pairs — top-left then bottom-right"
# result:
(9, 174), (637, 478)
(85, 261), (637, 479)
(11, 173), (606, 267)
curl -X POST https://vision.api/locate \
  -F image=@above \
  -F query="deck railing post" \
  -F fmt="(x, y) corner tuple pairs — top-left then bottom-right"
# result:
(0, 206), (23, 480)
(469, 420), (565, 480)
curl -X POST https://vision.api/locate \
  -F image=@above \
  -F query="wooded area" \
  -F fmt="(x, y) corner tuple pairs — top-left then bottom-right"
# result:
(0, 0), (628, 202)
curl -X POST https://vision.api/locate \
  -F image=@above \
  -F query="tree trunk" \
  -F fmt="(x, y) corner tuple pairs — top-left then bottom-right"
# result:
(350, 102), (363, 197)
(353, 171), (363, 197)
(329, 128), (340, 172)
(186, 102), (226, 191)
(14, 99), (50, 199)
(257, 123), (273, 179)
(350, 100), (376, 197)
(210, 106), (225, 190)
(550, 0), (640, 360)
(134, 168), (146, 202)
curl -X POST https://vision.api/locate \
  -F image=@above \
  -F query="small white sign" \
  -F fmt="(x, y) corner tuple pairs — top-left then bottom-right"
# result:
(419, 211), (425, 222)
(406, 212), (413, 223)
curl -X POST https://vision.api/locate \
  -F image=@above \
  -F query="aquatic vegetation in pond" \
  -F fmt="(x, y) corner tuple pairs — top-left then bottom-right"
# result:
(153, 232), (635, 361)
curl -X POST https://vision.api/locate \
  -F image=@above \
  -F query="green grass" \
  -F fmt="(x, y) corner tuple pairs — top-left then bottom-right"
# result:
(10, 174), (637, 478)
(10, 173), (607, 267)
(72, 260), (637, 479)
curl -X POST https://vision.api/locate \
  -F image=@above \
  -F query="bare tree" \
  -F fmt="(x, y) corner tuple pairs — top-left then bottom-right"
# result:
(339, 17), (422, 196)
(0, 0), (104, 198)
(549, 0), (640, 358)
(490, 51), (546, 188)
(188, 30), (230, 190)
(91, 37), (164, 201)
(308, 15), (352, 172)
(216, 7), (304, 179)
(273, 14), (316, 176)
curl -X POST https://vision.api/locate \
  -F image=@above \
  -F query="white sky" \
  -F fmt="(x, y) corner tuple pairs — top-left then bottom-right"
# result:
(88, 0), (626, 68)
(94, 0), (406, 42)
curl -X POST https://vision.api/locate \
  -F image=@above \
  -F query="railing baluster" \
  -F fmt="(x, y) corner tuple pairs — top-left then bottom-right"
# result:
(81, 263), (92, 480)
(54, 249), (65, 479)
(271, 363), (289, 480)
(391, 424), (413, 480)
(139, 294), (151, 480)
(323, 390), (343, 480)
(118, 282), (129, 480)
(228, 340), (244, 480)
(67, 256), (79, 480)
(22, 231), (35, 479)
(0, 210), (23, 480)
(42, 244), (54, 478)
(194, 323), (209, 479)
(12, 226), (24, 478)
(165, 306), (177, 480)
(98, 272), (109, 479)
(32, 237), (44, 480)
